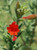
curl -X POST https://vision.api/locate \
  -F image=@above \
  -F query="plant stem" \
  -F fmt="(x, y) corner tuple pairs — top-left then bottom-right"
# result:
(9, 42), (13, 50)
(36, 0), (37, 14)
(20, 35), (26, 45)
(8, 5), (12, 17)
(30, 19), (37, 45)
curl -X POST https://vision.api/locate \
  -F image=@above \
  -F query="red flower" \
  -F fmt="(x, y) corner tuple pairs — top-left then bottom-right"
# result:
(23, 14), (37, 19)
(12, 36), (17, 41)
(7, 22), (20, 36)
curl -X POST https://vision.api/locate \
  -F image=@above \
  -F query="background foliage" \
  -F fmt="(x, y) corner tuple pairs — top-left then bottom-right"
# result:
(0, 0), (37, 50)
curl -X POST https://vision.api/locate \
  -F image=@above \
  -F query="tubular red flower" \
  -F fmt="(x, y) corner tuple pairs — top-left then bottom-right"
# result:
(12, 36), (17, 41)
(23, 14), (37, 19)
(7, 22), (20, 36)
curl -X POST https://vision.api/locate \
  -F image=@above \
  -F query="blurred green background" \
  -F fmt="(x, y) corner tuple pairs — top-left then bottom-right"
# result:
(0, 0), (37, 50)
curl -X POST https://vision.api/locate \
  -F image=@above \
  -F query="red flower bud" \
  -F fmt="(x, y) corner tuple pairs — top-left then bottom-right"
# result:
(23, 14), (37, 19)
(12, 36), (17, 41)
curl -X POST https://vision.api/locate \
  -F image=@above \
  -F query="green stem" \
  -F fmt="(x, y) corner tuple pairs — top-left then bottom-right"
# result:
(20, 35), (26, 45)
(9, 42), (13, 50)
(30, 19), (37, 45)
(36, 0), (37, 14)
(8, 5), (12, 17)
